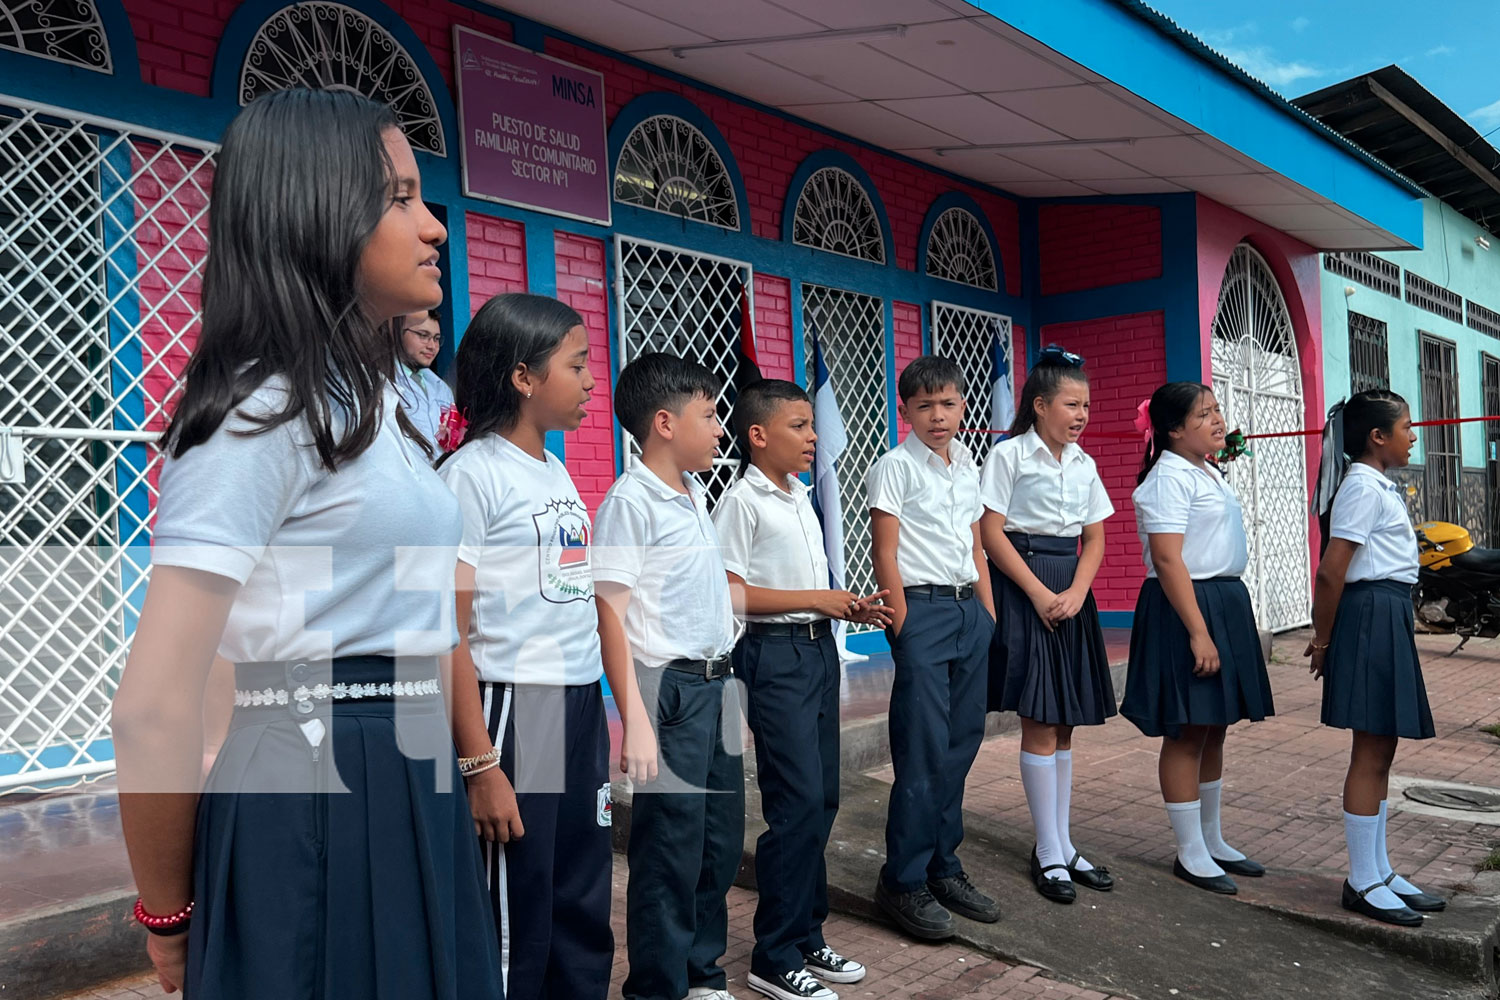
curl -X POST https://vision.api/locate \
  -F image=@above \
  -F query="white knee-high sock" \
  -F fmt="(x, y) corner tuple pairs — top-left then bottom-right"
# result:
(1346, 811), (1405, 909)
(1020, 751), (1070, 881)
(1198, 779), (1246, 862)
(1054, 750), (1093, 871)
(1376, 800), (1423, 895)
(1165, 800), (1224, 878)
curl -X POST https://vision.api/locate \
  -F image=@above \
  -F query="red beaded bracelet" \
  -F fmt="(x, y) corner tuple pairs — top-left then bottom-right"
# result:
(133, 897), (194, 936)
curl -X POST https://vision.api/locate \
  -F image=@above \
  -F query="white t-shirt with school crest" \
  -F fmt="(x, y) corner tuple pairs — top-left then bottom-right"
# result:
(439, 434), (603, 686)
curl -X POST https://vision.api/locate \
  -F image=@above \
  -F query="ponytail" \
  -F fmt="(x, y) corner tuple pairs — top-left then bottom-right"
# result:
(1136, 382), (1213, 485)
(1312, 390), (1407, 554)
(1008, 344), (1087, 439)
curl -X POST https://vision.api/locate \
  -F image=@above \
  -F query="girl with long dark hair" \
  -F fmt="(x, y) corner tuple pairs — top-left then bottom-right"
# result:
(1308, 390), (1443, 926)
(1120, 382), (1274, 896)
(979, 347), (1117, 904)
(112, 89), (501, 998)
(438, 293), (658, 1000)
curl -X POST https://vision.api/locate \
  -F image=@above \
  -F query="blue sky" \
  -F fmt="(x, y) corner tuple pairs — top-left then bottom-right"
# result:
(1146, 1), (1500, 134)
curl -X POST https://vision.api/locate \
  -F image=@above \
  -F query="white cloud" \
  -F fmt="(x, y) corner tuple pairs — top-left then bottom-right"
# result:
(1217, 45), (1324, 88)
(1291, 16), (1310, 32)
(1470, 98), (1500, 129)
(1426, 44), (1454, 57)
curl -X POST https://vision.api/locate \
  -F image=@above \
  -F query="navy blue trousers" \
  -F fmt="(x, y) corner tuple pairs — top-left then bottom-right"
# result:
(624, 667), (745, 1000)
(481, 682), (613, 1000)
(734, 630), (839, 978)
(883, 593), (994, 893)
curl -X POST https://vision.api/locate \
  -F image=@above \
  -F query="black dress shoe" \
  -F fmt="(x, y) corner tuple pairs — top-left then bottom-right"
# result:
(875, 875), (956, 940)
(1384, 873), (1447, 912)
(1030, 848), (1077, 904)
(1172, 858), (1237, 895)
(1213, 856), (1266, 878)
(1066, 852), (1114, 891)
(1342, 880), (1423, 927)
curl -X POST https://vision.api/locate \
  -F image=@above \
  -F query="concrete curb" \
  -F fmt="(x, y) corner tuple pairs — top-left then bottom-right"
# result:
(1, 892), (144, 999)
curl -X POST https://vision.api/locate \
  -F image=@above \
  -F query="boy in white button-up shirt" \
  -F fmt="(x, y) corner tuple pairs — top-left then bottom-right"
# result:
(592, 353), (744, 1000)
(713, 380), (890, 1000)
(866, 356), (998, 941)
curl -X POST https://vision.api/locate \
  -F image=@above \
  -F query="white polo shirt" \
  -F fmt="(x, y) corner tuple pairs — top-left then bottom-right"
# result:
(866, 433), (983, 588)
(439, 434), (603, 686)
(394, 361), (454, 455)
(151, 379), (461, 663)
(1132, 451), (1249, 580)
(979, 429), (1114, 538)
(592, 461), (738, 667)
(1330, 463), (1419, 584)
(713, 464), (830, 624)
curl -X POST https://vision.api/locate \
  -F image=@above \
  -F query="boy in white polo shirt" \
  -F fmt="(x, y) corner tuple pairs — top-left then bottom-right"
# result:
(592, 352), (744, 1000)
(867, 355), (1000, 940)
(712, 380), (891, 1000)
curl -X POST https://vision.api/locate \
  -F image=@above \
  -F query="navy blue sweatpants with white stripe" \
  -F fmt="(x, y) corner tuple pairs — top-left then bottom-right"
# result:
(481, 682), (614, 1000)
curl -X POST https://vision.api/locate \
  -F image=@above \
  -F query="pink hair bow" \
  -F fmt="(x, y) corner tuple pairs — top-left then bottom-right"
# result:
(437, 405), (468, 452)
(1133, 398), (1153, 445)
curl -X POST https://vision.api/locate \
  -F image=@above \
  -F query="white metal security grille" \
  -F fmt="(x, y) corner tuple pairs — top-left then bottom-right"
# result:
(931, 302), (1011, 466)
(614, 237), (752, 505)
(803, 284), (887, 627)
(925, 208), (998, 291)
(0, 0), (111, 72)
(239, 1), (445, 156)
(792, 167), (885, 264)
(1, 95), (215, 791)
(614, 115), (739, 230)
(1209, 244), (1311, 632)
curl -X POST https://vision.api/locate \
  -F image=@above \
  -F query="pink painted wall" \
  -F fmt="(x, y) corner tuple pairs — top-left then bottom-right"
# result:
(1194, 195), (1325, 558)
(1039, 203), (1162, 295)
(752, 275), (795, 383)
(464, 214), (527, 316)
(553, 233), (614, 513)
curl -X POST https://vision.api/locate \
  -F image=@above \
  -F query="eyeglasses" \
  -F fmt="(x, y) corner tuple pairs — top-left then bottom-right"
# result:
(407, 330), (442, 345)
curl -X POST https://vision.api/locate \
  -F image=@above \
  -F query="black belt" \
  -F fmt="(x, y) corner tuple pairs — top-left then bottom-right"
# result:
(660, 654), (732, 680)
(904, 584), (974, 600)
(745, 619), (833, 640)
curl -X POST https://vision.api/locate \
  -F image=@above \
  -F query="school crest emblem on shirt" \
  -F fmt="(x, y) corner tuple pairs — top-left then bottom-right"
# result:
(534, 498), (594, 604)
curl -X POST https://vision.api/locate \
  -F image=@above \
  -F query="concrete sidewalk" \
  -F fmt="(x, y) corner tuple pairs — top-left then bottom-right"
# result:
(55, 867), (1129, 1000)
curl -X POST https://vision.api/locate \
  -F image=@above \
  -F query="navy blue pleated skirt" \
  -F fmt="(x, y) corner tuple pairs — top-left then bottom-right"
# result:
(1120, 577), (1274, 739)
(987, 532), (1116, 726)
(185, 656), (503, 1000)
(1321, 579), (1435, 739)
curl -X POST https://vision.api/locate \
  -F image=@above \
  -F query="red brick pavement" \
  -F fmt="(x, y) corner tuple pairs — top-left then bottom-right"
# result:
(870, 630), (1500, 892)
(58, 872), (1126, 1000)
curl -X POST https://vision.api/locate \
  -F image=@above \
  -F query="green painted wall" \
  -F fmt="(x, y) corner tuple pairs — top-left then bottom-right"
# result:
(1320, 198), (1500, 469)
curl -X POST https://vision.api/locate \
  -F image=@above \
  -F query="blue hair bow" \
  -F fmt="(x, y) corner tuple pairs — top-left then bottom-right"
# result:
(1037, 344), (1085, 368)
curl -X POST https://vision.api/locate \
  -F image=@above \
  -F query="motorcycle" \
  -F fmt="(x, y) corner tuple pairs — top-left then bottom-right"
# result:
(1414, 521), (1500, 653)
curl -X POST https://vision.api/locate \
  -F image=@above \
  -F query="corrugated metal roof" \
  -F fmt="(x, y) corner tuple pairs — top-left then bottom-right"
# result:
(1105, 0), (1427, 198)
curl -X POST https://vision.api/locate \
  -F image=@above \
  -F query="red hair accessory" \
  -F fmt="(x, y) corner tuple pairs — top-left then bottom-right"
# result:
(1133, 398), (1153, 445)
(437, 405), (468, 452)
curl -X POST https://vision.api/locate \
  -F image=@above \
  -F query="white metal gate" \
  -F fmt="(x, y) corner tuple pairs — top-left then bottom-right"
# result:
(1209, 244), (1311, 632)
(1, 95), (215, 791)
(802, 284), (887, 629)
(613, 236), (752, 505)
(931, 301), (1012, 466)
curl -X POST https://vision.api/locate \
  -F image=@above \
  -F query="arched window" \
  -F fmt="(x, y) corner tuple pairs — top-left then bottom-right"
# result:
(238, 1), (445, 155)
(0, 0), (111, 72)
(791, 166), (885, 263)
(925, 206), (997, 291)
(614, 115), (739, 230)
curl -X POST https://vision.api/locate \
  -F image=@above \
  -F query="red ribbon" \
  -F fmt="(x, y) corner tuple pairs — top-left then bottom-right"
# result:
(964, 413), (1500, 440)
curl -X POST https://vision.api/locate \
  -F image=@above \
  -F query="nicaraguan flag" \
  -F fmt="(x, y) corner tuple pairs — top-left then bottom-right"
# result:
(809, 315), (865, 663)
(989, 317), (1015, 433)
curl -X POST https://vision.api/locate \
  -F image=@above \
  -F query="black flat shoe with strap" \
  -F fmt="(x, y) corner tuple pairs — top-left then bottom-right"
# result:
(1342, 879), (1423, 926)
(1066, 852), (1114, 891)
(1384, 873), (1447, 913)
(1030, 847), (1076, 904)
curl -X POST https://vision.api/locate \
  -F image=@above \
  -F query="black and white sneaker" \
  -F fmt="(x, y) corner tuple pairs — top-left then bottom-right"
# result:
(803, 947), (866, 984)
(748, 969), (837, 1000)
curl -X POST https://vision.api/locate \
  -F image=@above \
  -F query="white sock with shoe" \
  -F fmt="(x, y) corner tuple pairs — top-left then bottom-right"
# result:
(1375, 799), (1423, 895)
(1054, 749), (1093, 871)
(1166, 800), (1225, 878)
(1345, 810), (1406, 909)
(1198, 778), (1247, 862)
(1020, 750), (1070, 881)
